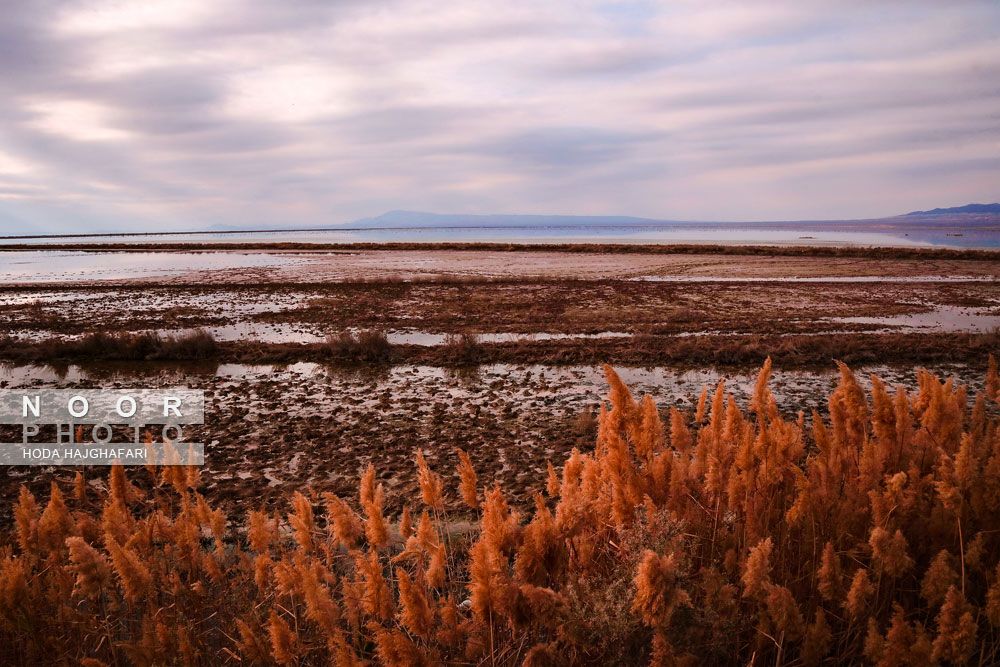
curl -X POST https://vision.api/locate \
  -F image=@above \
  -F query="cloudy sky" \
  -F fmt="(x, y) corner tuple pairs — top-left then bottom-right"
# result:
(1, 0), (998, 234)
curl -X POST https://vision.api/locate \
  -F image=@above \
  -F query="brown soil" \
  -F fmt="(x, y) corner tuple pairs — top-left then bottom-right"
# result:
(2, 241), (1000, 262)
(2, 274), (998, 337)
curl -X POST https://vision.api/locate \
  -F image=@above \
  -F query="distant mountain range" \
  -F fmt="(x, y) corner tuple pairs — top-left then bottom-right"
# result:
(905, 203), (1000, 216)
(3, 205), (998, 239)
(343, 206), (1000, 229)
(348, 210), (673, 228)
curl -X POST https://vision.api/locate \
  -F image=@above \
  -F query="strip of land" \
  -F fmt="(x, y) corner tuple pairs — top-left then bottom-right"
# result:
(1, 247), (998, 367)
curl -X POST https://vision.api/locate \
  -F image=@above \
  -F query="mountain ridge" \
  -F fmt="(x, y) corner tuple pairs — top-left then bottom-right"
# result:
(348, 210), (679, 228)
(905, 203), (1000, 216)
(4, 206), (999, 238)
(342, 207), (1000, 229)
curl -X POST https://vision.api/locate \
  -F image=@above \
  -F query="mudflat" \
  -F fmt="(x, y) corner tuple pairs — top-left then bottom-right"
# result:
(1, 245), (997, 522)
(4, 247), (1000, 285)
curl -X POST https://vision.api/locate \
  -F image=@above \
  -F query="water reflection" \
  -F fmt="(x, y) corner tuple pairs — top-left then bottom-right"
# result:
(0, 251), (306, 283)
(3, 222), (998, 248)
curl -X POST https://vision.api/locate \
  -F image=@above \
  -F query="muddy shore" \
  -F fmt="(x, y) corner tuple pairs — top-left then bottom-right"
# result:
(3, 241), (1000, 261)
(1, 245), (998, 525)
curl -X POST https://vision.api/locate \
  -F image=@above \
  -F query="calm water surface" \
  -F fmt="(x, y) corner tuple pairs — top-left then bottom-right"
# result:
(2, 221), (997, 248)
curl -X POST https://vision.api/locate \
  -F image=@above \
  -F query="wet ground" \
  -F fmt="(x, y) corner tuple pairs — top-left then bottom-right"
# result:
(0, 247), (997, 523)
(0, 360), (988, 523)
(3, 248), (1000, 284)
(1, 279), (998, 343)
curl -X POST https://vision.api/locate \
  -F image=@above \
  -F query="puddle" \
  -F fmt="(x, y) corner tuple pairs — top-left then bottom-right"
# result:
(0, 361), (223, 385)
(199, 323), (325, 343)
(151, 325), (634, 345)
(146, 323), (323, 343)
(0, 251), (309, 283)
(826, 306), (1000, 333)
(158, 292), (295, 315)
(0, 291), (109, 306)
(631, 276), (999, 283)
(386, 330), (633, 346)
(0, 364), (93, 385)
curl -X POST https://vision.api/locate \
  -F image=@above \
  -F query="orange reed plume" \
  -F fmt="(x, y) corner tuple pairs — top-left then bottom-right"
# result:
(65, 537), (111, 600)
(266, 609), (298, 665)
(360, 464), (389, 549)
(456, 447), (480, 511)
(415, 449), (445, 511)
(633, 550), (690, 627)
(105, 537), (152, 603)
(396, 567), (434, 638)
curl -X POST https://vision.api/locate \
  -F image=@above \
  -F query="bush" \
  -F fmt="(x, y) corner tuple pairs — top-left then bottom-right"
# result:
(443, 332), (482, 363)
(325, 329), (392, 362)
(156, 329), (219, 359)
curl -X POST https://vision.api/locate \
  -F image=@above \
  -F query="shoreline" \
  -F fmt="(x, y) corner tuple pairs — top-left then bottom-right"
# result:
(2, 241), (1000, 258)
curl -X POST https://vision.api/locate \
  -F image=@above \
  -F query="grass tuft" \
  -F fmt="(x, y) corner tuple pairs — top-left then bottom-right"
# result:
(324, 329), (392, 362)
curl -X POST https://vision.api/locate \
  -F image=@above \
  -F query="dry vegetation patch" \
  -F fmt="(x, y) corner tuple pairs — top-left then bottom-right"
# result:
(2, 357), (1000, 664)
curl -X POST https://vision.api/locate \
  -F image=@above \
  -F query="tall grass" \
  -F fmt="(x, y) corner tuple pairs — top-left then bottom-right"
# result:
(442, 332), (483, 364)
(0, 329), (218, 361)
(324, 329), (392, 362)
(2, 357), (1000, 664)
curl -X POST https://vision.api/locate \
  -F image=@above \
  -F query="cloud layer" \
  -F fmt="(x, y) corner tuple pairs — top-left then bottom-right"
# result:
(1, 0), (998, 233)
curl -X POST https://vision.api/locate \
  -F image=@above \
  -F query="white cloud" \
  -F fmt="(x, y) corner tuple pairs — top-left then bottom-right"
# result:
(54, 0), (211, 35)
(224, 63), (357, 123)
(26, 99), (134, 142)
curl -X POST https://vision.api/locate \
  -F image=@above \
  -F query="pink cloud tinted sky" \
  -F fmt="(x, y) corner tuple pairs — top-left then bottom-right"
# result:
(0, 0), (998, 233)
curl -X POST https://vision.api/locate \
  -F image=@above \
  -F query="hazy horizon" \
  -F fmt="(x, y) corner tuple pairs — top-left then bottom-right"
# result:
(4, 204), (1000, 239)
(1, 1), (998, 235)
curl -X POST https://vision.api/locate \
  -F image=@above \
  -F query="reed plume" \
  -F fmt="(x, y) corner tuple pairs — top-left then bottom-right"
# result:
(396, 567), (434, 638)
(633, 550), (689, 627)
(415, 449), (444, 511)
(456, 447), (480, 510)
(267, 609), (298, 665)
(65, 536), (111, 600)
(105, 537), (152, 602)
(360, 464), (389, 549)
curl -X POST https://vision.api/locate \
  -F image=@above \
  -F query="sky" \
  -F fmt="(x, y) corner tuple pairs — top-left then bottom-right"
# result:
(0, 0), (998, 234)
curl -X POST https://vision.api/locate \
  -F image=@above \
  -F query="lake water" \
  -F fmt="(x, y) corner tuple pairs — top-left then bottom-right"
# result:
(1, 220), (998, 248)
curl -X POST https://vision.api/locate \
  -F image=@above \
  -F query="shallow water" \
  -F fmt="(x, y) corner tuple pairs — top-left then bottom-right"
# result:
(186, 323), (326, 344)
(827, 305), (1000, 333)
(153, 301), (1000, 343)
(2, 221), (998, 248)
(385, 330), (633, 345)
(631, 275), (1000, 283)
(0, 251), (309, 283)
(146, 325), (635, 345)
